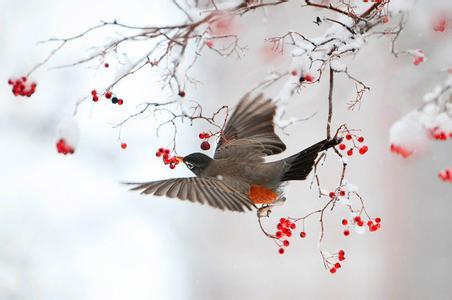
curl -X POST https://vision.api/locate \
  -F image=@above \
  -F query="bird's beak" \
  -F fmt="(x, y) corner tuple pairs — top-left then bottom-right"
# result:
(175, 156), (185, 164)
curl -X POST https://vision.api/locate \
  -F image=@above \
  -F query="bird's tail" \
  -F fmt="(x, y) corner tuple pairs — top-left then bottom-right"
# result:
(280, 137), (342, 182)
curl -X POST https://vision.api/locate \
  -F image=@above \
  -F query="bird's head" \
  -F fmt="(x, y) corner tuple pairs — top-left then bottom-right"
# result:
(181, 152), (213, 176)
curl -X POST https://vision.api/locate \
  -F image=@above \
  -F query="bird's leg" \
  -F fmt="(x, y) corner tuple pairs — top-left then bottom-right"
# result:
(257, 205), (272, 218)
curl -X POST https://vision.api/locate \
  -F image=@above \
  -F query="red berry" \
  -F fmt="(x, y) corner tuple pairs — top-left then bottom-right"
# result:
(120, 143), (127, 149)
(357, 136), (364, 143)
(277, 223), (283, 230)
(8, 79), (13, 85)
(347, 149), (353, 156)
(91, 89), (97, 96)
(117, 99), (124, 105)
(354, 216), (361, 223)
(158, 148), (164, 153)
(334, 262), (341, 269)
(92, 95), (99, 102)
(156, 152), (161, 157)
(201, 141), (211, 151)
(359, 145), (368, 155)
(285, 229), (292, 237)
(329, 192), (336, 198)
(339, 143), (346, 150)
(280, 218), (286, 223)
(357, 220), (364, 227)
(338, 256), (345, 261)
(339, 190), (345, 197)
(338, 249), (345, 256)
(199, 133), (205, 139)
(290, 223), (296, 229)
(300, 231), (306, 238)
(329, 267), (336, 274)
(291, 70), (298, 76)
(283, 240), (290, 247)
(342, 219), (348, 226)
(170, 164), (175, 169)
(375, 217), (381, 223)
(164, 149), (170, 154)
(278, 248), (285, 255)
(343, 229), (350, 236)
(104, 63), (109, 68)
(345, 134), (352, 140)
(105, 91), (112, 99)
(56, 138), (75, 155)
(367, 220), (373, 226)
(178, 91), (186, 97)
(304, 74), (314, 82)
(276, 231), (283, 238)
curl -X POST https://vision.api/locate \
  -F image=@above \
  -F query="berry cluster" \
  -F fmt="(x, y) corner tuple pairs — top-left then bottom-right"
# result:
(90, 89), (124, 105)
(390, 144), (413, 158)
(156, 148), (180, 169)
(8, 76), (37, 97)
(329, 190), (346, 199)
(429, 127), (451, 141)
(411, 49), (425, 66)
(208, 13), (236, 36)
(341, 216), (381, 236)
(274, 218), (307, 255)
(338, 134), (368, 156)
(433, 18), (447, 32)
(438, 169), (452, 182)
(325, 249), (346, 274)
(199, 132), (211, 151)
(291, 70), (315, 83)
(56, 138), (75, 155)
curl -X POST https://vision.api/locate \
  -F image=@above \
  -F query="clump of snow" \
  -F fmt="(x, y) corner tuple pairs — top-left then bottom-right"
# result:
(56, 117), (80, 149)
(331, 60), (347, 72)
(389, 0), (416, 13)
(344, 182), (359, 192)
(389, 111), (428, 155)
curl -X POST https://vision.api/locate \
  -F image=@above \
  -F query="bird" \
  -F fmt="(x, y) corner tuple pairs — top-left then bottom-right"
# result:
(128, 93), (341, 212)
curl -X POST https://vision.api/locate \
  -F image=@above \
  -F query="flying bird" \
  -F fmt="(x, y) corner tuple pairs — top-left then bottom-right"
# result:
(128, 94), (341, 212)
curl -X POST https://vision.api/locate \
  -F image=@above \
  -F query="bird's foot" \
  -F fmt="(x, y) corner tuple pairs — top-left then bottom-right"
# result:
(257, 205), (272, 218)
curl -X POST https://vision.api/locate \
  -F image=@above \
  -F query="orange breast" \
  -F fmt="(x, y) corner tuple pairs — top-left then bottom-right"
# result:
(248, 185), (278, 204)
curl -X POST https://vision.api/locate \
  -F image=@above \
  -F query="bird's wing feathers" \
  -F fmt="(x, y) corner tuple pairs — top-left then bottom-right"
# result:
(127, 177), (255, 212)
(214, 93), (286, 160)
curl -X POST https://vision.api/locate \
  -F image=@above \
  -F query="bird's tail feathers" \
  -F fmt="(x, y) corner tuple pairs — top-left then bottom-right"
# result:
(280, 137), (341, 181)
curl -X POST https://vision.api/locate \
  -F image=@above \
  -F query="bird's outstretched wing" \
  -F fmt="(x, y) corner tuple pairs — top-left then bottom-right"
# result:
(127, 177), (255, 212)
(214, 93), (286, 160)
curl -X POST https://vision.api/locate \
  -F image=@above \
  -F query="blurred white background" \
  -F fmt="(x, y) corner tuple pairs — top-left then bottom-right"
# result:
(1, 0), (451, 299)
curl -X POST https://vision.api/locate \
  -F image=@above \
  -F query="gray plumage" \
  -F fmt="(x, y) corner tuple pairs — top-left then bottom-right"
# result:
(128, 93), (340, 212)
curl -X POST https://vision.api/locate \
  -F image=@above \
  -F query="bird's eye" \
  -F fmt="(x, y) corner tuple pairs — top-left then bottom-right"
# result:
(186, 162), (194, 169)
